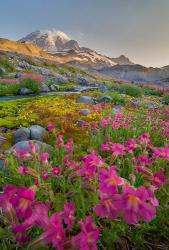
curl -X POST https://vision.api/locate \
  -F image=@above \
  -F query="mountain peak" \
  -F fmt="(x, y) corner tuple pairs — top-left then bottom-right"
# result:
(19, 29), (74, 53)
(112, 55), (134, 65)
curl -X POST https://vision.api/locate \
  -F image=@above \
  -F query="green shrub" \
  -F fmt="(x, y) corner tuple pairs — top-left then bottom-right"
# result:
(0, 56), (15, 72)
(20, 78), (39, 93)
(0, 83), (20, 96)
(144, 87), (163, 97)
(162, 95), (169, 105)
(108, 92), (126, 105)
(117, 84), (143, 97)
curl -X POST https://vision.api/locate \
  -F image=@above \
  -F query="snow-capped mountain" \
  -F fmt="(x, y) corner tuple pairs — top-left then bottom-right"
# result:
(19, 30), (80, 53)
(18, 29), (138, 70)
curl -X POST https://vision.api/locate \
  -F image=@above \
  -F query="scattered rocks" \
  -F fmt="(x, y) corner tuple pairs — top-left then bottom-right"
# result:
(77, 96), (94, 104)
(30, 125), (47, 141)
(39, 83), (50, 93)
(10, 140), (52, 153)
(14, 127), (30, 144)
(112, 105), (124, 114)
(99, 96), (113, 103)
(19, 88), (33, 95)
(80, 109), (91, 116)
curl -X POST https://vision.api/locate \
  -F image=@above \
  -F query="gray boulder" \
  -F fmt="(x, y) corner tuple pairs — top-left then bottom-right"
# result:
(77, 96), (94, 104)
(0, 68), (6, 74)
(39, 83), (50, 93)
(80, 109), (91, 116)
(10, 140), (52, 153)
(14, 127), (31, 144)
(99, 85), (110, 93)
(19, 88), (33, 95)
(49, 84), (60, 91)
(99, 96), (113, 103)
(30, 125), (47, 141)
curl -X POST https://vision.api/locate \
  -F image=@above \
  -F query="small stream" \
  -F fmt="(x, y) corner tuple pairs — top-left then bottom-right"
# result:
(0, 91), (82, 102)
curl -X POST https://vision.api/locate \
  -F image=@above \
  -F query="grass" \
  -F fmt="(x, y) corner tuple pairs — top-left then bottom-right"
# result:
(0, 56), (15, 73)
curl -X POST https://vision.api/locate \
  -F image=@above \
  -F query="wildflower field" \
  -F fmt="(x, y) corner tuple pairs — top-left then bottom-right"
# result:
(0, 91), (169, 250)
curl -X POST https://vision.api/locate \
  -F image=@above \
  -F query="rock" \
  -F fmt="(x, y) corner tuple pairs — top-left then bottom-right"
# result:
(19, 88), (33, 95)
(0, 68), (6, 74)
(18, 61), (31, 68)
(49, 84), (60, 91)
(77, 96), (94, 104)
(112, 105), (124, 114)
(99, 84), (110, 93)
(39, 83), (50, 93)
(0, 135), (6, 145)
(0, 159), (4, 169)
(14, 127), (31, 144)
(10, 140), (52, 153)
(30, 125), (47, 141)
(99, 96), (113, 103)
(80, 109), (91, 116)
(132, 99), (142, 107)
(147, 102), (159, 109)
(55, 75), (68, 83)
(76, 75), (95, 86)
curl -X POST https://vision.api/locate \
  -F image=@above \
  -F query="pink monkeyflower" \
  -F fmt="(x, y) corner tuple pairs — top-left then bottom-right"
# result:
(122, 185), (157, 224)
(138, 133), (151, 146)
(110, 143), (126, 156)
(52, 167), (61, 176)
(14, 149), (32, 160)
(65, 139), (74, 153)
(0, 185), (17, 223)
(153, 145), (169, 160)
(36, 213), (65, 249)
(56, 134), (64, 148)
(29, 142), (37, 154)
(125, 139), (137, 153)
(146, 187), (159, 207)
(101, 142), (110, 152)
(40, 152), (49, 164)
(137, 155), (151, 166)
(72, 216), (100, 250)
(94, 194), (123, 219)
(47, 122), (56, 132)
(62, 202), (75, 230)
(151, 171), (166, 188)
(99, 167), (123, 195)
(18, 166), (28, 175)
(41, 170), (49, 180)
(77, 152), (104, 180)
(68, 160), (79, 170)
(91, 122), (99, 133)
(12, 224), (30, 243)
(63, 153), (71, 165)
(100, 116), (111, 128)
(11, 187), (35, 219)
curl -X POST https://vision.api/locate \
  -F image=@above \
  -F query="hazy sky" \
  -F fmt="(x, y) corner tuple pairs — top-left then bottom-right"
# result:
(0, 0), (169, 67)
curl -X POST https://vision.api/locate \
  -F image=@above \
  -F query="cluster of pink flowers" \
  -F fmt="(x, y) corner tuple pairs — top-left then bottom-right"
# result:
(19, 73), (44, 82)
(0, 78), (18, 84)
(0, 118), (168, 248)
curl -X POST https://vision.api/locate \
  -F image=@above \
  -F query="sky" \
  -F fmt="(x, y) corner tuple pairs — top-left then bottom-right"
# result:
(0, 0), (169, 67)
